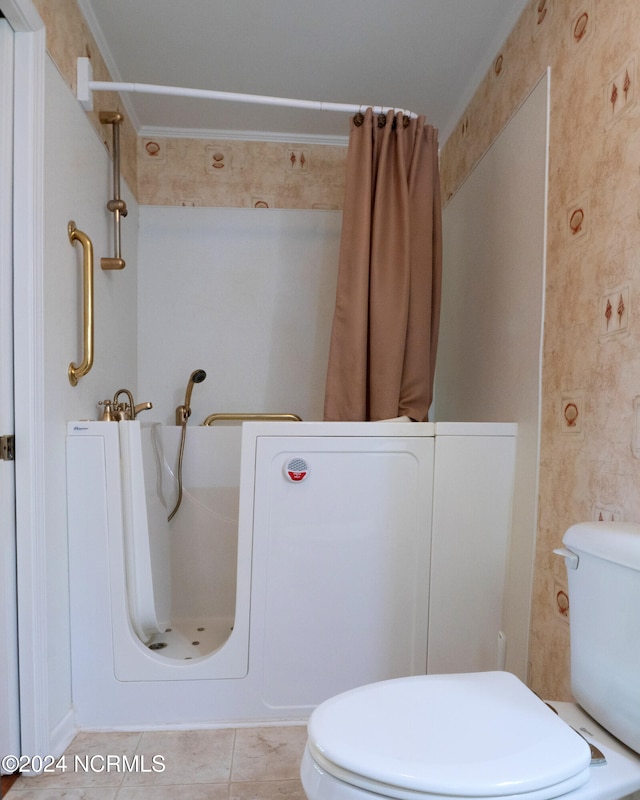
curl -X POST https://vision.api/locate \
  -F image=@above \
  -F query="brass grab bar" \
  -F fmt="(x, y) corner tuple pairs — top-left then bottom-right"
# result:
(99, 111), (126, 270)
(68, 221), (94, 386)
(203, 412), (302, 426)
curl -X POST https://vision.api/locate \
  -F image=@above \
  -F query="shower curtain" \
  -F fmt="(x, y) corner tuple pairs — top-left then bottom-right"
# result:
(323, 108), (442, 422)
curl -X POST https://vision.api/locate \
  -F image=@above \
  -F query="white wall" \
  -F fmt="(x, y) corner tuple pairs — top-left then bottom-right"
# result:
(137, 207), (341, 425)
(43, 56), (138, 731)
(433, 73), (549, 681)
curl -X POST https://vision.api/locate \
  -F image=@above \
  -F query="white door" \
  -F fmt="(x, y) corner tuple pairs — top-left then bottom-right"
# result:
(0, 15), (21, 767)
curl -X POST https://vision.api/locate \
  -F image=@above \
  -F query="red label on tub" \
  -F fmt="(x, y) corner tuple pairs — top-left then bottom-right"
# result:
(287, 471), (307, 482)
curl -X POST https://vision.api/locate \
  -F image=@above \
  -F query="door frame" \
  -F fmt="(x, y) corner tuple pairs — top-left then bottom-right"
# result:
(0, 14), (20, 768)
(1, 0), (49, 757)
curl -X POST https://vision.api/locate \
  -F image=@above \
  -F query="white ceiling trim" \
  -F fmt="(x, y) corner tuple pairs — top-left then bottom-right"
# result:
(138, 124), (348, 146)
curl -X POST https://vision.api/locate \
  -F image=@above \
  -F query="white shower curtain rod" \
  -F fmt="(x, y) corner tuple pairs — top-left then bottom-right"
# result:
(76, 57), (418, 119)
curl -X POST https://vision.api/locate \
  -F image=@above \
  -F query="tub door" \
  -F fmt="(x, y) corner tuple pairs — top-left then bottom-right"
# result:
(251, 435), (434, 711)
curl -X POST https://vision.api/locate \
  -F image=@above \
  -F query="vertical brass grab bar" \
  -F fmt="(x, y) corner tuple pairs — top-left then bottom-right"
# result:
(68, 221), (94, 386)
(99, 111), (126, 270)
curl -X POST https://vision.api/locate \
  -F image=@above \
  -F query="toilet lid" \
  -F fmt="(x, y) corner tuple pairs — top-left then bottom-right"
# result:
(308, 672), (592, 799)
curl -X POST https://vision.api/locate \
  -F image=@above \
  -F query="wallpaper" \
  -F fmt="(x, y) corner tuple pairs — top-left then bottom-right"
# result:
(136, 136), (346, 209)
(442, 0), (640, 700)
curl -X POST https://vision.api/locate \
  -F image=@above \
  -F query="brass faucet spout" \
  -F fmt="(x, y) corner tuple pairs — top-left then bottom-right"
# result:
(134, 401), (153, 416)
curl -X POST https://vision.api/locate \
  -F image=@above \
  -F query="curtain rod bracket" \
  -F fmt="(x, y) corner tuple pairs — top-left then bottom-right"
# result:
(77, 56), (94, 111)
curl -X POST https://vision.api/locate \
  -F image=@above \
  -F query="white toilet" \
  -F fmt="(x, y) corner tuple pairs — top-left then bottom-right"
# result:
(301, 522), (640, 800)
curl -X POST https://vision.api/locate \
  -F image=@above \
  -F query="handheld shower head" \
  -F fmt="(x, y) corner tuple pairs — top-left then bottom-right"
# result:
(169, 368), (207, 521)
(184, 369), (206, 413)
(190, 369), (207, 385)
(176, 369), (207, 425)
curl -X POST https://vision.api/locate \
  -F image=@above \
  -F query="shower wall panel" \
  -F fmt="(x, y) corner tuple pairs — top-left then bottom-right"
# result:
(137, 207), (341, 425)
(435, 74), (548, 681)
(43, 56), (139, 737)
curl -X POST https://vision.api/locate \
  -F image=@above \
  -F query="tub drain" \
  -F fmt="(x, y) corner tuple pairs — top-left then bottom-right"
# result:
(148, 642), (168, 650)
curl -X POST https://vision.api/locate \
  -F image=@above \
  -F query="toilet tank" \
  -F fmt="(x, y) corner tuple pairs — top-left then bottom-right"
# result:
(561, 522), (640, 754)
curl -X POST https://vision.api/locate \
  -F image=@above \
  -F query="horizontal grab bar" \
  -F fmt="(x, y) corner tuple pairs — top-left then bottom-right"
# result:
(202, 412), (302, 426)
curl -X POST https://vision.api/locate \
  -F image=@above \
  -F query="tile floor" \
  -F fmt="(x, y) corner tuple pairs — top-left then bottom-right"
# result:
(4, 726), (308, 799)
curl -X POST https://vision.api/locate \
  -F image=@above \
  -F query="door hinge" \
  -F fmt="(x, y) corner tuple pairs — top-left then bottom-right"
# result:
(0, 434), (15, 461)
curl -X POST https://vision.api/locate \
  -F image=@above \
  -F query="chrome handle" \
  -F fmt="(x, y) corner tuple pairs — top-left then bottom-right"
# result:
(553, 547), (579, 570)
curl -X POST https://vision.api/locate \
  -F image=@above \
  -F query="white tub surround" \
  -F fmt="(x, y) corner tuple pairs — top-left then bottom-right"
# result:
(66, 420), (516, 729)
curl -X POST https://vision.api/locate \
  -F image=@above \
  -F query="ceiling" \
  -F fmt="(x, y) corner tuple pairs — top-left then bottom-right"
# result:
(78, 0), (529, 146)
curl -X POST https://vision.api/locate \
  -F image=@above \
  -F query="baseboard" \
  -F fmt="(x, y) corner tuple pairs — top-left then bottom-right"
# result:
(48, 707), (77, 758)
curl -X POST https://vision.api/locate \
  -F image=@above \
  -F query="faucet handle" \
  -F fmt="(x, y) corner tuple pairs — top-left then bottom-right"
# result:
(98, 399), (114, 421)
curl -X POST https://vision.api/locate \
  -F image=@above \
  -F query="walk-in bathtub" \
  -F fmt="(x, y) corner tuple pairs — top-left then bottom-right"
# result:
(66, 420), (516, 729)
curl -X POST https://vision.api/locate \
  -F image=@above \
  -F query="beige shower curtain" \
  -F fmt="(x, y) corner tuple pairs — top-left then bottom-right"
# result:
(323, 108), (442, 422)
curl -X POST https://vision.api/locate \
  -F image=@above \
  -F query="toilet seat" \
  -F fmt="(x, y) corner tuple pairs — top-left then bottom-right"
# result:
(305, 672), (592, 800)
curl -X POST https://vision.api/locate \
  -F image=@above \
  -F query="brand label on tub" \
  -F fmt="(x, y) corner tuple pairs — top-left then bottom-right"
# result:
(284, 457), (309, 482)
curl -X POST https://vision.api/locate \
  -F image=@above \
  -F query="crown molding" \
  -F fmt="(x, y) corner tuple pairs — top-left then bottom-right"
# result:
(138, 124), (348, 147)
